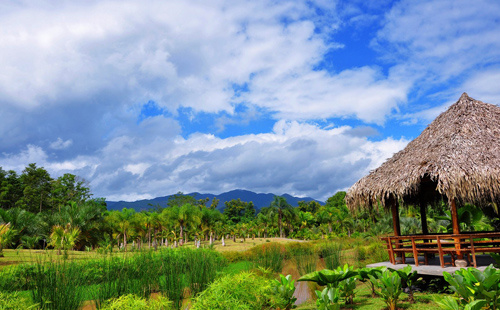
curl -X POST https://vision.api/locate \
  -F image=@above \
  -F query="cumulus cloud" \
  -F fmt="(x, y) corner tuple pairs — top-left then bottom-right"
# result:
(50, 138), (73, 150)
(0, 120), (408, 201)
(1, 0), (498, 202)
(374, 0), (500, 120)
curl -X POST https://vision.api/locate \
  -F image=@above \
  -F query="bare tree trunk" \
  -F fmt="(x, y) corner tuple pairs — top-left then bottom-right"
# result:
(124, 232), (127, 251)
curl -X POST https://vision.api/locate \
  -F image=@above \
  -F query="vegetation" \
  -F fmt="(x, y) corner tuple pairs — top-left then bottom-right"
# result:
(1, 163), (499, 308)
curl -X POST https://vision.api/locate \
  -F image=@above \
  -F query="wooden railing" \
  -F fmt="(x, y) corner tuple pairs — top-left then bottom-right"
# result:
(381, 232), (500, 268)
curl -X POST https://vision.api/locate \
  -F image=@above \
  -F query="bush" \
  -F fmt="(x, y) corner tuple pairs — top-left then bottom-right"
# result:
(443, 264), (500, 310)
(221, 250), (249, 262)
(365, 241), (389, 264)
(100, 294), (174, 310)
(370, 269), (402, 310)
(191, 272), (274, 310)
(0, 291), (37, 310)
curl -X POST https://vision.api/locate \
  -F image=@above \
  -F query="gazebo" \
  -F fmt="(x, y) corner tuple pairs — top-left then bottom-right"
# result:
(346, 93), (500, 268)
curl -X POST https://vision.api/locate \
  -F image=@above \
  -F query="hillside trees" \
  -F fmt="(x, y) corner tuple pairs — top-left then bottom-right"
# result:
(223, 199), (256, 224)
(0, 164), (94, 213)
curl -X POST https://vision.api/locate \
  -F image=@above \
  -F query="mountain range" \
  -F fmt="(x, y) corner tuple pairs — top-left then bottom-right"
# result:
(105, 189), (323, 212)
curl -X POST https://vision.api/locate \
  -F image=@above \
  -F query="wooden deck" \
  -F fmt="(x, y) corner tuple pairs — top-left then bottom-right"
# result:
(367, 255), (497, 276)
(381, 232), (500, 268)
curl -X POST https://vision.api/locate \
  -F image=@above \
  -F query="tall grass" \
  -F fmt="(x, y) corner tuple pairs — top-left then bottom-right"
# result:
(318, 241), (343, 270)
(158, 252), (186, 310)
(182, 248), (227, 296)
(251, 242), (286, 272)
(4, 247), (227, 310)
(30, 260), (87, 310)
(287, 243), (317, 275)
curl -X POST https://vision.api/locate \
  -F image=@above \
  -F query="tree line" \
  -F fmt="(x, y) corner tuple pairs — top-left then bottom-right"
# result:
(0, 163), (494, 255)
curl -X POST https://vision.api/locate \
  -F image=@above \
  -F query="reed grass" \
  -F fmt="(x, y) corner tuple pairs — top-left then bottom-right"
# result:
(0, 247), (226, 310)
(251, 242), (286, 273)
(30, 260), (87, 310)
(318, 241), (343, 270)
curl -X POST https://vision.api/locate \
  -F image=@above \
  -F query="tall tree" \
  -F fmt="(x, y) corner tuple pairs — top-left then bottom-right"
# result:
(223, 199), (255, 224)
(270, 196), (292, 238)
(51, 174), (91, 211)
(18, 164), (53, 213)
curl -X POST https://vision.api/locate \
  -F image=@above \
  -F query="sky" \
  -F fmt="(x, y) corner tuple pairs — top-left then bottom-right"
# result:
(1, 0), (499, 202)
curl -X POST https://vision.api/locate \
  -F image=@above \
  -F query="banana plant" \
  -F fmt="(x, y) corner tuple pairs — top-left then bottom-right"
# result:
(443, 264), (500, 310)
(271, 274), (297, 310)
(337, 265), (356, 304)
(315, 287), (341, 310)
(390, 265), (421, 303)
(369, 269), (402, 310)
(357, 267), (385, 297)
(435, 295), (487, 310)
(298, 264), (357, 287)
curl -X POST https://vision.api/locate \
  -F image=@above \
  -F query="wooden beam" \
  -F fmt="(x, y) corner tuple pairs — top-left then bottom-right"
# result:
(450, 197), (460, 235)
(449, 197), (463, 260)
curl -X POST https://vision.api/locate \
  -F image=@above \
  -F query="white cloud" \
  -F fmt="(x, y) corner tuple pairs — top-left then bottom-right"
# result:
(460, 69), (500, 105)
(50, 138), (73, 150)
(0, 0), (407, 124)
(373, 0), (500, 123)
(0, 120), (409, 201)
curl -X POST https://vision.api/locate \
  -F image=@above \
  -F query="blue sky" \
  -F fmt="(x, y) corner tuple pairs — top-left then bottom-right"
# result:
(1, 0), (499, 201)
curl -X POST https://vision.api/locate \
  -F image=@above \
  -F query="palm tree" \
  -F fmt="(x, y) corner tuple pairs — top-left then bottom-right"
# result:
(48, 224), (80, 257)
(167, 203), (201, 245)
(270, 196), (292, 238)
(0, 223), (16, 257)
(105, 208), (135, 251)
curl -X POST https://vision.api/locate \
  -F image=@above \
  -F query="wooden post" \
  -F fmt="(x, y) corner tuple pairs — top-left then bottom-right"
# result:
(449, 197), (463, 259)
(390, 196), (403, 263)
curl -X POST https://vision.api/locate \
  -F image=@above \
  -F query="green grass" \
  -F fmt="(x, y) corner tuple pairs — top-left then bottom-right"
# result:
(222, 260), (253, 275)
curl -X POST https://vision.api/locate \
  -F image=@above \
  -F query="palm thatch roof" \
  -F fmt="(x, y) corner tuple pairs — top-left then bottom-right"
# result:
(346, 93), (500, 210)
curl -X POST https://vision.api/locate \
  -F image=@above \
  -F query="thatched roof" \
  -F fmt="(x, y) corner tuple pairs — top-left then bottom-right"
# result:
(346, 93), (500, 210)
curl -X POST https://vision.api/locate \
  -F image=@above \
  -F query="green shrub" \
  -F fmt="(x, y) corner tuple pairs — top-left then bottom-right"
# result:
(355, 246), (366, 261)
(191, 272), (274, 310)
(365, 241), (389, 264)
(271, 274), (297, 310)
(100, 294), (174, 310)
(0, 291), (38, 310)
(221, 250), (248, 262)
(369, 269), (402, 310)
(315, 287), (341, 310)
(443, 264), (500, 310)
(435, 295), (487, 310)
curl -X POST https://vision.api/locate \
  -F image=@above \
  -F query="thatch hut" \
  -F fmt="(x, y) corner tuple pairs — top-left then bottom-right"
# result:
(346, 93), (500, 266)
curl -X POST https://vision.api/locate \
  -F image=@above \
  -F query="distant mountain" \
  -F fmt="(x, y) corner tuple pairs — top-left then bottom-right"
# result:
(105, 189), (323, 212)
